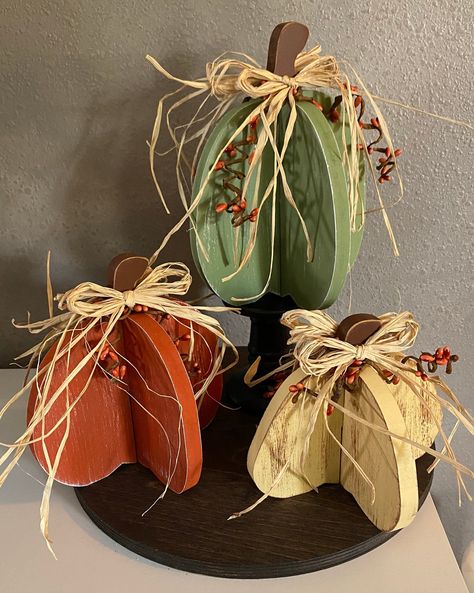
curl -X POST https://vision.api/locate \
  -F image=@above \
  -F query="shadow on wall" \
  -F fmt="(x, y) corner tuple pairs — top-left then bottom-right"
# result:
(1, 53), (217, 366)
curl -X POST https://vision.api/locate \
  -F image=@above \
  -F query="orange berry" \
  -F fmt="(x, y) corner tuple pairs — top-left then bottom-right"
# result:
(354, 96), (362, 107)
(249, 116), (259, 128)
(134, 304), (143, 312)
(112, 367), (120, 378)
(370, 117), (379, 127)
(367, 146), (374, 154)
(346, 374), (356, 385)
(232, 204), (242, 213)
(240, 199), (247, 209)
(392, 375), (401, 385)
(415, 370), (422, 377)
(311, 99), (324, 111)
(248, 151), (255, 165)
(225, 143), (234, 152)
(229, 149), (237, 158)
(394, 148), (403, 157)
(289, 385), (299, 393)
(119, 365), (127, 380)
(109, 351), (119, 363)
(214, 160), (225, 171)
(326, 404), (335, 416)
(382, 369), (393, 378)
(215, 203), (228, 213)
(329, 109), (339, 122)
(352, 359), (364, 366)
(246, 135), (256, 144)
(99, 346), (109, 361)
(385, 147), (391, 157)
(420, 353), (435, 362)
(142, 305), (149, 312)
(296, 382), (305, 391)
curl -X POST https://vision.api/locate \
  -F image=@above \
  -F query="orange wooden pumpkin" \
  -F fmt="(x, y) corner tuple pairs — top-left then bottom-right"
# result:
(27, 255), (224, 492)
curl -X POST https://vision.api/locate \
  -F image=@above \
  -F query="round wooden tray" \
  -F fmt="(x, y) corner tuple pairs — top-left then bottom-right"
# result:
(76, 404), (433, 579)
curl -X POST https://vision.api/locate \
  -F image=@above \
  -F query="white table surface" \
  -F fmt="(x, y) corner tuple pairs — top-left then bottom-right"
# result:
(0, 369), (469, 593)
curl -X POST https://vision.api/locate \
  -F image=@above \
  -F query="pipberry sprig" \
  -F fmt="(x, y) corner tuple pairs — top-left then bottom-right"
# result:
(402, 347), (459, 381)
(213, 115), (260, 228)
(325, 83), (403, 185)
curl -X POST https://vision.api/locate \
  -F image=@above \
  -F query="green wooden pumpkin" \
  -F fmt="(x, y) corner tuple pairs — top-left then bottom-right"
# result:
(190, 91), (365, 309)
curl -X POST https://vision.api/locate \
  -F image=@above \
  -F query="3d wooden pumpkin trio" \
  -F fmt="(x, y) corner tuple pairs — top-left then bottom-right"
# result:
(0, 21), (472, 553)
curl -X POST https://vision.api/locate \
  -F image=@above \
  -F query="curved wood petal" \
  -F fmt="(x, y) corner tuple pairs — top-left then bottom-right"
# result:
(247, 368), (342, 498)
(27, 324), (136, 487)
(122, 314), (202, 494)
(340, 365), (419, 531)
(157, 306), (223, 429)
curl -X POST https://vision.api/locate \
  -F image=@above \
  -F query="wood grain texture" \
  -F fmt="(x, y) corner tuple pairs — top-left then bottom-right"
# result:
(75, 353), (434, 579)
(247, 368), (342, 497)
(247, 362), (436, 531)
(340, 365), (418, 531)
(191, 99), (277, 303)
(390, 369), (441, 459)
(27, 323), (136, 487)
(158, 306), (223, 429)
(190, 97), (353, 309)
(123, 314), (202, 494)
(278, 101), (351, 309)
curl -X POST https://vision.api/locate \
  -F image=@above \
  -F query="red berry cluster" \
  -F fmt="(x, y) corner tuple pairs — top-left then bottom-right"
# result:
(288, 380), (335, 415)
(99, 342), (126, 381)
(402, 346), (459, 381)
(343, 358), (365, 386)
(213, 116), (260, 228)
(262, 370), (290, 399)
(324, 83), (403, 185)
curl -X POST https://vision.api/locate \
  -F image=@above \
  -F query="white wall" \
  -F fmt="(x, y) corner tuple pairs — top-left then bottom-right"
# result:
(0, 0), (472, 562)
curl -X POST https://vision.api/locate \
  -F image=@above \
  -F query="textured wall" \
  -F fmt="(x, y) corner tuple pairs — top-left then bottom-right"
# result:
(0, 0), (472, 563)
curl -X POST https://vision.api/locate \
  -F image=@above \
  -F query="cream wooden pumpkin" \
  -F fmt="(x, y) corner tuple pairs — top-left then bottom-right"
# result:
(247, 316), (441, 532)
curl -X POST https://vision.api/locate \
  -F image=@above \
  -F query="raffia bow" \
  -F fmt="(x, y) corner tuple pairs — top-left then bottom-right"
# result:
(234, 310), (473, 518)
(147, 44), (473, 299)
(0, 260), (238, 555)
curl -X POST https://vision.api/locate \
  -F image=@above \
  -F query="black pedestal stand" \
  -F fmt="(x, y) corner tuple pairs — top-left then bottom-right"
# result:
(224, 293), (296, 415)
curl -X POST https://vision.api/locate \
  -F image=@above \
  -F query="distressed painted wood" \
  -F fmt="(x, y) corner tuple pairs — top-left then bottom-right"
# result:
(158, 304), (223, 429)
(27, 323), (136, 487)
(248, 361), (436, 531)
(191, 98), (353, 309)
(247, 368), (342, 497)
(191, 99), (277, 302)
(391, 364), (441, 459)
(307, 90), (366, 267)
(123, 314), (202, 493)
(340, 365), (419, 531)
(26, 253), (224, 490)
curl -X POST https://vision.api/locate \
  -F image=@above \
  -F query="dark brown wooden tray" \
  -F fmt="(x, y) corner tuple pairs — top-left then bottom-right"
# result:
(76, 402), (433, 578)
